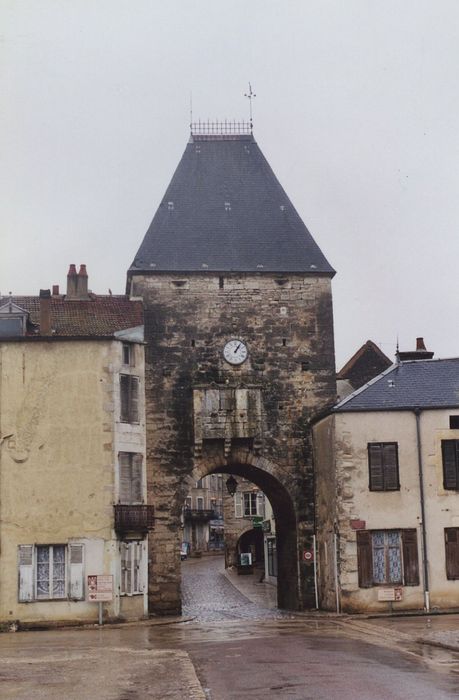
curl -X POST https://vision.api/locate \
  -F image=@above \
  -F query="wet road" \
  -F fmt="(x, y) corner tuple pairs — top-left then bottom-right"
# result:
(1, 556), (459, 698)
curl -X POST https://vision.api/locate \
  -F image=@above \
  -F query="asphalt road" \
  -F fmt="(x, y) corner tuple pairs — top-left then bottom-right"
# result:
(0, 556), (458, 699)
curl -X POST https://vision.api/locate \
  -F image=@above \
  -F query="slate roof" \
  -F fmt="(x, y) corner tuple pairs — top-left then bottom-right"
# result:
(335, 358), (459, 412)
(130, 134), (335, 274)
(0, 295), (143, 338)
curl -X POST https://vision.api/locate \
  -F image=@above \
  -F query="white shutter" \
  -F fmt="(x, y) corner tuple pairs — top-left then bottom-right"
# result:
(120, 542), (128, 595)
(119, 453), (131, 503)
(132, 454), (143, 503)
(256, 492), (265, 518)
(68, 544), (84, 600)
(234, 492), (243, 518)
(140, 541), (147, 593)
(18, 545), (34, 602)
(133, 542), (142, 593)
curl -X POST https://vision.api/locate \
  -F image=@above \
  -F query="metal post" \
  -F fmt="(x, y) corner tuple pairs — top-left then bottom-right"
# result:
(313, 534), (319, 609)
(415, 409), (430, 613)
(98, 602), (103, 626)
(333, 533), (340, 614)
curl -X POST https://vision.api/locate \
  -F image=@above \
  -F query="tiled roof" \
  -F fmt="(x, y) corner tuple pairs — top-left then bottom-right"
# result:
(336, 340), (392, 390)
(130, 134), (335, 274)
(0, 295), (143, 338)
(335, 358), (459, 412)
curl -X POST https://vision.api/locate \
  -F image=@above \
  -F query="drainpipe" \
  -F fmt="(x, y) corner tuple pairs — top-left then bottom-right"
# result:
(414, 408), (430, 612)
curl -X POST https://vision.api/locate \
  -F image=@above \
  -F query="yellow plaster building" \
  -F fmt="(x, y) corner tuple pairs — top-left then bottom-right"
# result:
(0, 266), (151, 627)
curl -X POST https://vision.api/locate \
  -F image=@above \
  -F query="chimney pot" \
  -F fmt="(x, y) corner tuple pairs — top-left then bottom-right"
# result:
(416, 337), (427, 351)
(67, 264), (78, 298)
(77, 264), (89, 299)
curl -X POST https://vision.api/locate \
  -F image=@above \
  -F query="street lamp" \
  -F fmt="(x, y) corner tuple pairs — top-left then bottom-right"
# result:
(225, 475), (238, 497)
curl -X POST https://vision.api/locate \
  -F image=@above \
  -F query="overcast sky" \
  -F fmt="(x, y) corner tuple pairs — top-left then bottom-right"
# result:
(2, 1), (458, 367)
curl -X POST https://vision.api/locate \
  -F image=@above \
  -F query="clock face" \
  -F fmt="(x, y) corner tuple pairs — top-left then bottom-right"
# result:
(223, 339), (248, 365)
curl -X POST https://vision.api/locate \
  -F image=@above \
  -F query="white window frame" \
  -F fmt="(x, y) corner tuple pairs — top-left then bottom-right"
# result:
(18, 543), (85, 602)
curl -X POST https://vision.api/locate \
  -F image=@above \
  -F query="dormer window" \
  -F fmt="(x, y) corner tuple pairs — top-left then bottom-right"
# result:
(0, 300), (28, 337)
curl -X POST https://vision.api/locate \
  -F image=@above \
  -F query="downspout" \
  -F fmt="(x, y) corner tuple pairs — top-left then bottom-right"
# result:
(414, 408), (430, 612)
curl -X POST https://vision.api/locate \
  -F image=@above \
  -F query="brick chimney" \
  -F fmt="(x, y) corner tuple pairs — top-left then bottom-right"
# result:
(77, 264), (89, 299)
(398, 337), (434, 361)
(39, 289), (52, 335)
(66, 264), (89, 300)
(66, 264), (78, 298)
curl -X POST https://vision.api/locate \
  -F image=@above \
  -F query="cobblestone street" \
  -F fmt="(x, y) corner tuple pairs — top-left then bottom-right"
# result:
(181, 555), (288, 622)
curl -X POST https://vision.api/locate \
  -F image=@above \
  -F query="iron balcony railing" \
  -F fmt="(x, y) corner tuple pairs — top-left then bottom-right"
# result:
(183, 507), (216, 522)
(114, 504), (155, 534)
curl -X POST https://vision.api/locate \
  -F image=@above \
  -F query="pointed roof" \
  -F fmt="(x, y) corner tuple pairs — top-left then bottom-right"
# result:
(129, 134), (335, 275)
(337, 340), (392, 390)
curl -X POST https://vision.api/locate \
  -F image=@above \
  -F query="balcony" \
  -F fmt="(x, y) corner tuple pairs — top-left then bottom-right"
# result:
(183, 507), (215, 522)
(114, 505), (155, 534)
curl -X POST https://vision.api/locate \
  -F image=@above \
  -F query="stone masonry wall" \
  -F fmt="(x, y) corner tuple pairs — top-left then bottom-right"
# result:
(129, 272), (336, 613)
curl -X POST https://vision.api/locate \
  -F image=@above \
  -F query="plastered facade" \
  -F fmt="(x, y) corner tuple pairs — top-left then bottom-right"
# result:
(314, 409), (459, 612)
(0, 338), (147, 626)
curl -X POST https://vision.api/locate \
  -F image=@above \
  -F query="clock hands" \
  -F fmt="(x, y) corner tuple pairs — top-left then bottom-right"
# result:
(234, 343), (241, 354)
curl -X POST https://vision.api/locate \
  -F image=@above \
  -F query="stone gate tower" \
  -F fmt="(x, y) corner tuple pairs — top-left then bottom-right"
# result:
(127, 124), (336, 614)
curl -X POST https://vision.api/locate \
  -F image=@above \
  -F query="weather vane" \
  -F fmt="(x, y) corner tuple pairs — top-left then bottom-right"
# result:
(244, 83), (256, 131)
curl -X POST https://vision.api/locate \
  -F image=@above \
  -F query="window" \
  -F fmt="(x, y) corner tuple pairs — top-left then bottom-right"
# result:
(442, 440), (459, 489)
(368, 443), (400, 491)
(18, 544), (84, 602)
(120, 375), (139, 423)
(445, 528), (459, 580)
(196, 497), (204, 511)
(120, 541), (145, 595)
(119, 453), (143, 504)
(357, 529), (419, 588)
(450, 416), (459, 429)
(235, 492), (265, 518)
(122, 343), (134, 366)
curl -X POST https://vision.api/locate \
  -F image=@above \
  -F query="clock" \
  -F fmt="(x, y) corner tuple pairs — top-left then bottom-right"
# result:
(223, 339), (248, 365)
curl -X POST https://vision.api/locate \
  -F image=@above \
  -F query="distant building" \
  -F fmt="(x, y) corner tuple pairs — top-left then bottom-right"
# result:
(336, 340), (392, 400)
(0, 266), (150, 627)
(314, 340), (459, 613)
(182, 474), (224, 553)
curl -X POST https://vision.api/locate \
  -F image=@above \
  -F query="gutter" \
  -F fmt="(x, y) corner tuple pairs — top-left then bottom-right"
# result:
(414, 408), (430, 612)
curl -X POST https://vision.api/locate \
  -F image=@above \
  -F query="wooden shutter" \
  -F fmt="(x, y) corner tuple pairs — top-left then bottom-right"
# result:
(18, 545), (34, 602)
(382, 443), (399, 490)
(120, 375), (129, 422)
(402, 529), (420, 586)
(132, 454), (143, 503)
(442, 441), (459, 490)
(445, 528), (459, 580)
(130, 377), (139, 423)
(68, 544), (84, 600)
(368, 444), (384, 491)
(356, 531), (373, 588)
(234, 492), (243, 518)
(119, 453), (132, 503)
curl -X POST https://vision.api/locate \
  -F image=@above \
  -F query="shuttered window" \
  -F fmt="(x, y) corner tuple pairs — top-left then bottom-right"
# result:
(120, 541), (145, 595)
(442, 440), (459, 490)
(120, 375), (140, 423)
(445, 528), (459, 579)
(18, 544), (84, 602)
(119, 453), (143, 504)
(368, 443), (400, 491)
(357, 529), (419, 587)
(234, 492), (243, 518)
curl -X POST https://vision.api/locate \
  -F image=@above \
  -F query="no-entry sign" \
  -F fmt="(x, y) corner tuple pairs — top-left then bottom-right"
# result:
(302, 549), (314, 563)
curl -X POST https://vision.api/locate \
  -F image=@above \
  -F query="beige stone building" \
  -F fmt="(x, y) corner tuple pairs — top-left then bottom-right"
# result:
(314, 352), (459, 613)
(0, 266), (150, 627)
(182, 473), (224, 553)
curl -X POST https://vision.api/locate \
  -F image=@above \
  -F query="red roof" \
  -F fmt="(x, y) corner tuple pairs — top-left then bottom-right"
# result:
(2, 295), (143, 338)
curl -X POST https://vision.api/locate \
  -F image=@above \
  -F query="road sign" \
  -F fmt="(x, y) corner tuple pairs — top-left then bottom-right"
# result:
(87, 575), (113, 602)
(302, 549), (314, 563)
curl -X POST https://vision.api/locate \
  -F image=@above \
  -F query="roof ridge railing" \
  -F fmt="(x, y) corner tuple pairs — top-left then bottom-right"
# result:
(190, 119), (252, 136)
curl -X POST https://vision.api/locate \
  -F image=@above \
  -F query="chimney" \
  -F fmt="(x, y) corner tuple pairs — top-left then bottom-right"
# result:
(39, 289), (52, 335)
(52, 285), (59, 296)
(66, 264), (78, 298)
(398, 337), (434, 362)
(77, 264), (89, 299)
